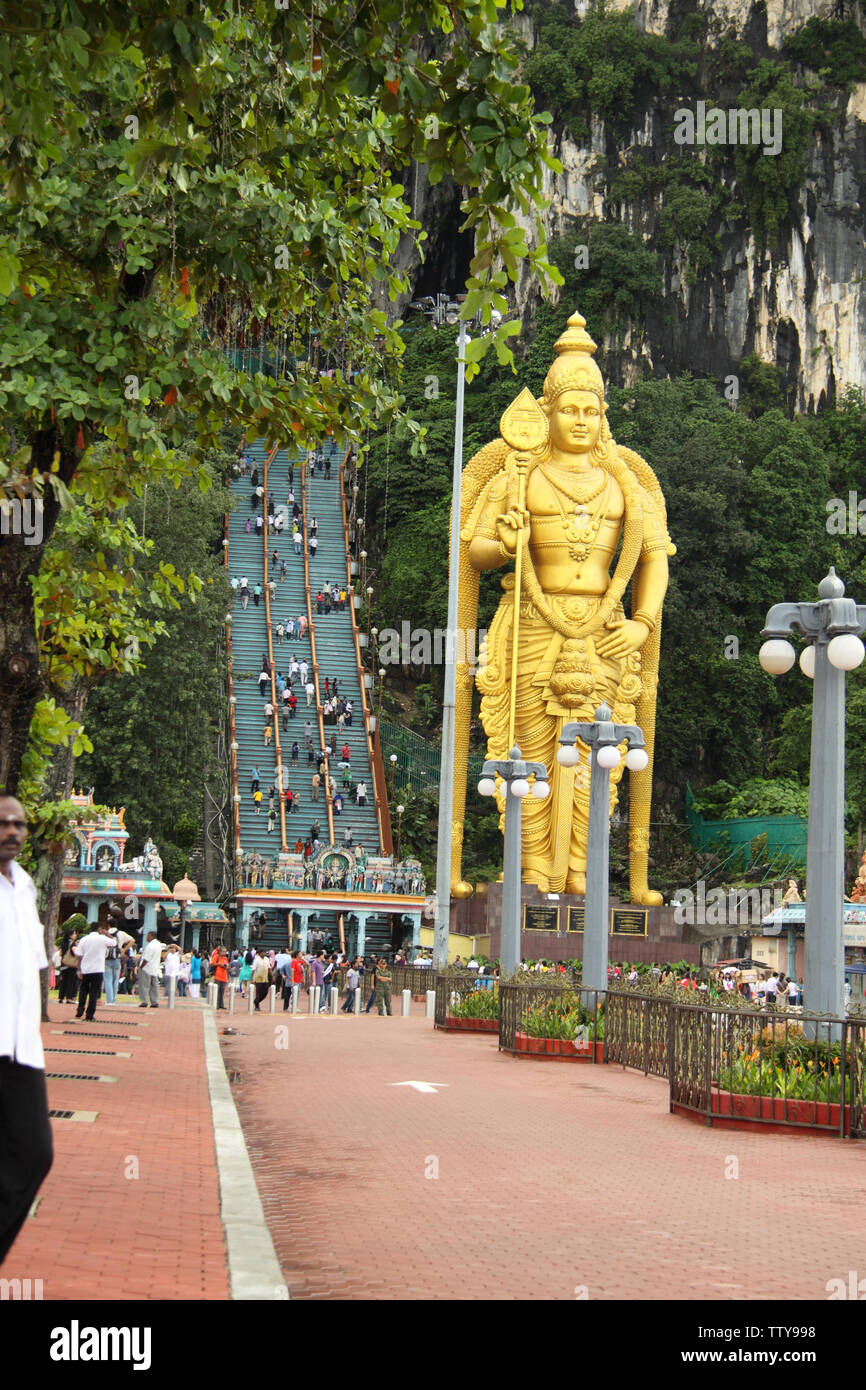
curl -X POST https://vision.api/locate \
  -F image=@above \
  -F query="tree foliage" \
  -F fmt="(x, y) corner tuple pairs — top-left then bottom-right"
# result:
(0, 0), (563, 792)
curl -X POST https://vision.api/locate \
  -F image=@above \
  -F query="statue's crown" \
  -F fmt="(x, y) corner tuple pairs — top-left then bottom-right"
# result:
(543, 309), (606, 405)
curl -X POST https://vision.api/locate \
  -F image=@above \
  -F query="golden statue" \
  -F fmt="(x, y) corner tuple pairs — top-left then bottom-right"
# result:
(451, 310), (675, 903)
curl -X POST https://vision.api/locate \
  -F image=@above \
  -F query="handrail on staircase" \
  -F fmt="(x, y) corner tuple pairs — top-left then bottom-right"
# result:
(339, 452), (393, 855)
(262, 444), (287, 852)
(223, 511), (242, 890)
(301, 447), (337, 850)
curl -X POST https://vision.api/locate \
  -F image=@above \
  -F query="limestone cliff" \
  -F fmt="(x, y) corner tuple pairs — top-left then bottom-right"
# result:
(401, 0), (866, 412)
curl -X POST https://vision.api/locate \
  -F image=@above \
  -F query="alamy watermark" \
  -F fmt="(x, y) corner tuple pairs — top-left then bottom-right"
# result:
(826, 493), (866, 535)
(673, 881), (783, 929)
(0, 498), (43, 545)
(377, 623), (487, 671)
(674, 102), (783, 157)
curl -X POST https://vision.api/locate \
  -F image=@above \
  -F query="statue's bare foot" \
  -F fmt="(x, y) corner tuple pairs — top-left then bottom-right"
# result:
(524, 871), (551, 892)
(631, 887), (663, 906)
(566, 871), (586, 895)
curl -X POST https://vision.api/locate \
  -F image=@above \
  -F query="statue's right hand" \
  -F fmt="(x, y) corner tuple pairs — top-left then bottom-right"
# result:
(495, 508), (530, 555)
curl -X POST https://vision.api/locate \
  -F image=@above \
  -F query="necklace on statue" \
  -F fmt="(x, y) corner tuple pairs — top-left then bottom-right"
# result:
(539, 461), (607, 506)
(542, 473), (611, 567)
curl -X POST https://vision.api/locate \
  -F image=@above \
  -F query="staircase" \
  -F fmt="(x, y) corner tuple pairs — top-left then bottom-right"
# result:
(305, 444), (383, 858)
(228, 439), (314, 856)
(227, 436), (385, 869)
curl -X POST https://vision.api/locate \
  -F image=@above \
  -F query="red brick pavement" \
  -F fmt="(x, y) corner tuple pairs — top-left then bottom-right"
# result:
(3, 997), (229, 1301)
(227, 1005), (866, 1300)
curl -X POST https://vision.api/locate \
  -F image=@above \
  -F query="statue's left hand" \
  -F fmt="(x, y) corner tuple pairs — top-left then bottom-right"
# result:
(595, 620), (649, 659)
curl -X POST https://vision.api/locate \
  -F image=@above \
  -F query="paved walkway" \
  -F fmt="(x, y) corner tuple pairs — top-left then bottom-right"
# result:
(4, 997), (230, 1301)
(226, 1007), (866, 1300)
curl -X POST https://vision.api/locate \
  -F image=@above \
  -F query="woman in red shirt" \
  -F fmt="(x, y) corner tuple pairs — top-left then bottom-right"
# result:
(210, 947), (230, 1011)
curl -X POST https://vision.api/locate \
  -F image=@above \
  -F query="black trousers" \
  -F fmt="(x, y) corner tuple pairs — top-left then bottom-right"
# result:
(76, 972), (103, 1020)
(0, 1060), (53, 1266)
(57, 966), (78, 1002)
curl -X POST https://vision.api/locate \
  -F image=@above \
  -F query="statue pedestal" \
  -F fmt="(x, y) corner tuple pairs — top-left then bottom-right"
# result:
(454, 882), (697, 967)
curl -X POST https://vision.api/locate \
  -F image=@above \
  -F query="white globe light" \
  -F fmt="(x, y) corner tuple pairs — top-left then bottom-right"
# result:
(798, 644), (815, 679)
(827, 633), (866, 671)
(556, 743), (580, 767)
(510, 778), (530, 798)
(625, 747), (649, 772)
(758, 639), (795, 675)
(596, 745), (621, 770)
(531, 780), (550, 799)
(477, 777), (496, 797)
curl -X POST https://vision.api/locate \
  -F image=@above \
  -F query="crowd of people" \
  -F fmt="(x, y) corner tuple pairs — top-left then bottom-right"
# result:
(52, 918), (405, 1020)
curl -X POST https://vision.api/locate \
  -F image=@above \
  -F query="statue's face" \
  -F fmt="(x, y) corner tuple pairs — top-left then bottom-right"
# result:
(548, 389), (602, 456)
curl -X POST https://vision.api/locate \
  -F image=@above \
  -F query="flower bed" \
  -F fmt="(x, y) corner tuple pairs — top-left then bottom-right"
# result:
(514, 1031), (604, 1062)
(445, 982), (499, 1033)
(709, 1089), (845, 1129)
(444, 1016), (498, 1034)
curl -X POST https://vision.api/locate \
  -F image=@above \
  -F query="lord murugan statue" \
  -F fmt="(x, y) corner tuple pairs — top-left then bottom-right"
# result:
(451, 310), (675, 904)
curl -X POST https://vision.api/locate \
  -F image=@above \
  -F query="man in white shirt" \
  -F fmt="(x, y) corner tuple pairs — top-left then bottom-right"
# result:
(162, 943), (181, 998)
(138, 931), (164, 1008)
(71, 922), (115, 1022)
(0, 795), (54, 1265)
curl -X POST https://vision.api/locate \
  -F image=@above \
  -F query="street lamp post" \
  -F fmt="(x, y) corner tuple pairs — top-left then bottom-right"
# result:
(556, 706), (648, 996)
(759, 568), (866, 1018)
(478, 747), (549, 975)
(434, 310), (470, 970)
(396, 804), (405, 860)
(389, 753), (398, 796)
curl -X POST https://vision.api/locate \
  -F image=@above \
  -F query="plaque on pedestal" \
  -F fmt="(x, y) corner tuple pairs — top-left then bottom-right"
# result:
(611, 908), (648, 937)
(524, 903), (559, 933)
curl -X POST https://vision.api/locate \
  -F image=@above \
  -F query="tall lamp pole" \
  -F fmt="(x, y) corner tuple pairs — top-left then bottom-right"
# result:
(433, 311), (469, 969)
(478, 748), (549, 974)
(556, 706), (648, 996)
(758, 568), (866, 1018)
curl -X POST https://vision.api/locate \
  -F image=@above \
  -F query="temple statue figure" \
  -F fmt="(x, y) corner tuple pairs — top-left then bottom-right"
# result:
(849, 858), (866, 904)
(782, 877), (803, 905)
(452, 310), (674, 902)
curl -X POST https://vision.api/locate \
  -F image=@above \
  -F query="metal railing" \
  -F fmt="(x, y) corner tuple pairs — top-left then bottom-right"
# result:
(434, 972), (498, 1030)
(604, 988), (672, 1077)
(498, 981), (605, 1061)
(668, 1000), (862, 1134)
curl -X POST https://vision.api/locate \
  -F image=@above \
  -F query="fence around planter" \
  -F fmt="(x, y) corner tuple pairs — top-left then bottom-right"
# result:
(497, 981), (606, 1061)
(434, 973), (500, 1032)
(668, 1000), (866, 1135)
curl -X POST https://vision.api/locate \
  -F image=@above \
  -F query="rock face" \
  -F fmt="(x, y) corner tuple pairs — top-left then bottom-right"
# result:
(401, 0), (866, 412)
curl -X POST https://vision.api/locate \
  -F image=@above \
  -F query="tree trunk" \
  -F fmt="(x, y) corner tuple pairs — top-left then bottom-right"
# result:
(36, 684), (87, 1020)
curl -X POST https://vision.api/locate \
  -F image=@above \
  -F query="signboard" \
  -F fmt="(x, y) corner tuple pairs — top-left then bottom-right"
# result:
(566, 907), (585, 933)
(523, 904), (559, 933)
(611, 908), (648, 937)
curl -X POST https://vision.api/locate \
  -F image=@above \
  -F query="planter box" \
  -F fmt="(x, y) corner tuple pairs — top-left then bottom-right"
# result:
(513, 1032), (604, 1062)
(444, 1016), (498, 1033)
(710, 1089), (845, 1130)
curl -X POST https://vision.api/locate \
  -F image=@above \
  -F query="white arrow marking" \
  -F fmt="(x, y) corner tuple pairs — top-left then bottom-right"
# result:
(389, 1081), (450, 1094)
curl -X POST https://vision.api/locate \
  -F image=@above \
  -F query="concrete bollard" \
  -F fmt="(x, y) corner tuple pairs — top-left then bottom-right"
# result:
(291, 984), (300, 1014)
(167, 976), (176, 1010)
(425, 989), (435, 1019)
(268, 984), (276, 1013)
(353, 989), (361, 1015)
(207, 982), (216, 1008)
(229, 983), (236, 1014)
(309, 985), (320, 1014)
(401, 988), (411, 1018)
(248, 985), (255, 1014)
(330, 989), (340, 1015)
